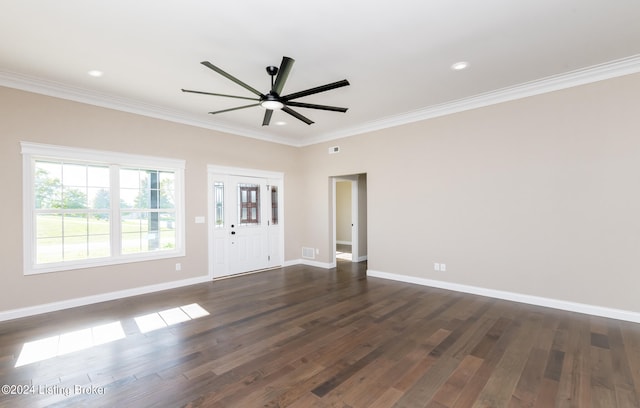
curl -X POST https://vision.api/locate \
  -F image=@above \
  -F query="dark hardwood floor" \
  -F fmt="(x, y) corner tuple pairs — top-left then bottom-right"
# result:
(1, 261), (640, 407)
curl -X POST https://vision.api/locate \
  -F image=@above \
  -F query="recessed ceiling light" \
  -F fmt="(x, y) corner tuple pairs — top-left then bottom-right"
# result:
(451, 61), (469, 71)
(87, 70), (104, 77)
(274, 121), (287, 126)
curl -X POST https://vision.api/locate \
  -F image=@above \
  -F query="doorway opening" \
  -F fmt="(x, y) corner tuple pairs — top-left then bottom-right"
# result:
(332, 174), (367, 266)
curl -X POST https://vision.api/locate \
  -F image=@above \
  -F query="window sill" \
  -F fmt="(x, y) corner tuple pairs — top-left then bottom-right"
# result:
(24, 250), (185, 276)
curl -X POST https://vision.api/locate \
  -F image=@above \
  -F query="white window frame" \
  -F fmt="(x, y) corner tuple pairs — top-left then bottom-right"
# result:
(21, 142), (185, 275)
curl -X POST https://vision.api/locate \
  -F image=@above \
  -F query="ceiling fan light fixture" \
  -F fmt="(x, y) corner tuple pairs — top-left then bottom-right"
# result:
(261, 99), (284, 110)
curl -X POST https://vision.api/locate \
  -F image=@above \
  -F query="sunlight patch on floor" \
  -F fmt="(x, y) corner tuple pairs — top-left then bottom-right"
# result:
(15, 321), (125, 367)
(134, 303), (210, 334)
(14, 303), (211, 367)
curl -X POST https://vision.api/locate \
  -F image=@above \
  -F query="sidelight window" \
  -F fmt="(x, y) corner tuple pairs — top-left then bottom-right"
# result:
(214, 182), (224, 228)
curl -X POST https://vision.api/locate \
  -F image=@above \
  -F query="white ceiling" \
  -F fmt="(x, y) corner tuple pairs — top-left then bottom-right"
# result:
(1, 1), (640, 146)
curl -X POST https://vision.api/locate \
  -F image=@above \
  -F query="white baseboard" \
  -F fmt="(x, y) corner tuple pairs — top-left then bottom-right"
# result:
(0, 275), (211, 322)
(283, 259), (335, 269)
(284, 257), (367, 268)
(367, 269), (640, 324)
(336, 241), (352, 245)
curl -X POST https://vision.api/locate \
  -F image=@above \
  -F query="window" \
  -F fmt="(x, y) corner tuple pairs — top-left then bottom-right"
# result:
(34, 161), (111, 264)
(238, 184), (260, 225)
(120, 168), (176, 254)
(270, 185), (278, 225)
(214, 182), (224, 228)
(22, 142), (185, 275)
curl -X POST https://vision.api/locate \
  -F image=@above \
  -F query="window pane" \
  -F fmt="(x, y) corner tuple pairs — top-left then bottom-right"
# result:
(159, 212), (176, 249)
(90, 188), (110, 209)
(120, 188), (138, 208)
(88, 213), (110, 235)
(88, 234), (110, 258)
(87, 165), (110, 188)
(159, 172), (175, 209)
(214, 182), (224, 228)
(238, 184), (260, 225)
(36, 237), (63, 264)
(271, 186), (278, 225)
(149, 171), (160, 210)
(62, 163), (87, 187)
(35, 161), (62, 209)
(64, 235), (88, 261)
(120, 169), (140, 189)
(36, 161), (62, 180)
(88, 213), (111, 258)
(64, 213), (87, 238)
(121, 211), (167, 253)
(36, 214), (62, 238)
(122, 211), (145, 253)
(62, 186), (88, 209)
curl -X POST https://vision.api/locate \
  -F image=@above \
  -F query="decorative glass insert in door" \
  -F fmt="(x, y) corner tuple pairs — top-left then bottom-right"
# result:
(214, 182), (224, 228)
(238, 184), (260, 225)
(270, 186), (278, 225)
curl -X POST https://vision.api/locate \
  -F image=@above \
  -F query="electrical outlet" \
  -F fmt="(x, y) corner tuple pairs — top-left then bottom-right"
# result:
(175, 263), (182, 271)
(440, 263), (446, 272)
(434, 263), (440, 271)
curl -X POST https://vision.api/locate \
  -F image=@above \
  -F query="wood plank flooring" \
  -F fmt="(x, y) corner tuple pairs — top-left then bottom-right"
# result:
(1, 261), (640, 407)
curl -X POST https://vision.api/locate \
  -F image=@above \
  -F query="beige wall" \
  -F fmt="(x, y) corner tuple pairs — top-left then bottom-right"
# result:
(2, 71), (640, 315)
(299, 72), (640, 312)
(0, 87), (302, 311)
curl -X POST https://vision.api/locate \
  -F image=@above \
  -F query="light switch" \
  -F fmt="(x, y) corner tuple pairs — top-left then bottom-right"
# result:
(195, 216), (205, 224)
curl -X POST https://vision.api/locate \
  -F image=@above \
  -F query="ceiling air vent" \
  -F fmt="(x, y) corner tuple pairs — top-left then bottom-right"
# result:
(328, 146), (340, 154)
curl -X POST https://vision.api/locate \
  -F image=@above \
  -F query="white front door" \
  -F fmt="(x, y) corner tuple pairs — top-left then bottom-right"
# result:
(209, 168), (283, 278)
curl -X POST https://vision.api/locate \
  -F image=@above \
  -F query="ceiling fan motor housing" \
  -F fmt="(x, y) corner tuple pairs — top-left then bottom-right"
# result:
(266, 66), (279, 76)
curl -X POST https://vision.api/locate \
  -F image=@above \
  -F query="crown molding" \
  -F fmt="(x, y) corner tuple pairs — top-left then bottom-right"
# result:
(300, 54), (640, 146)
(0, 71), (294, 145)
(3, 54), (640, 148)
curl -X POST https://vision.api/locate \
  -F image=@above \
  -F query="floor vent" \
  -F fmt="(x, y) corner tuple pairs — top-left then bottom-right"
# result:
(302, 247), (315, 259)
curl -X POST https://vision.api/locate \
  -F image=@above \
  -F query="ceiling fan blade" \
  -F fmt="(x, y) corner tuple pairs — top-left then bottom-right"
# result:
(282, 79), (350, 101)
(282, 107), (314, 125)
(201, 61), (264, 97)
(272, 56), (294, 94)
(181, 89), (260, 101)
(208, 103), (260, 115)
(262, 109), (273, 126)
(285, 101), (348, 112)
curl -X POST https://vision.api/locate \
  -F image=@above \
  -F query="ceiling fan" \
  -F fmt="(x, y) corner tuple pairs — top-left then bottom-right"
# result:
(182, 56), (350, 126)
